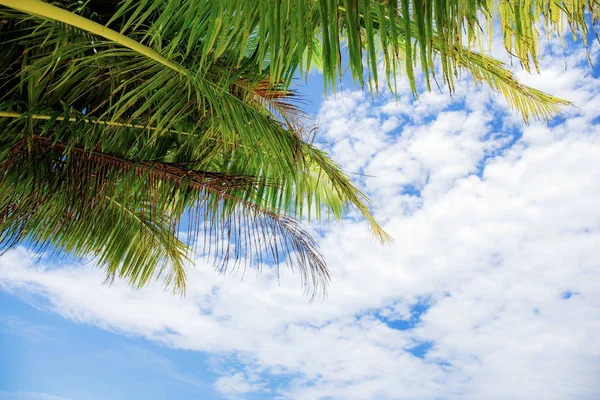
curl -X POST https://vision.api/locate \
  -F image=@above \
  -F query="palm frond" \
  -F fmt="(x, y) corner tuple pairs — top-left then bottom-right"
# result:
(0, 134), (330, 297)
(3, 0), (595, 122)
(0, 138), (191, 293)
(451, 48), (572, 123)
(1, 3), (304, 173)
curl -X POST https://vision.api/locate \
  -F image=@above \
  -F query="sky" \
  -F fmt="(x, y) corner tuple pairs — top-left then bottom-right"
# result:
(1, 28), (600, 400)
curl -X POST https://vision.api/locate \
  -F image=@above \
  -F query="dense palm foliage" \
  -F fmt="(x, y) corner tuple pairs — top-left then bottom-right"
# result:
(0, 0), (597, 296)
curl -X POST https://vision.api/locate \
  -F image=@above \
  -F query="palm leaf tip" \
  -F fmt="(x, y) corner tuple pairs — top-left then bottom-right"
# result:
(301, 146), (393, 244)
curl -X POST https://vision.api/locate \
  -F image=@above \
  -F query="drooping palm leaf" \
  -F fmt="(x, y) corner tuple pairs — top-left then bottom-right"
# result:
(0, 132), (331, 296)
(71, 0), (597, 119)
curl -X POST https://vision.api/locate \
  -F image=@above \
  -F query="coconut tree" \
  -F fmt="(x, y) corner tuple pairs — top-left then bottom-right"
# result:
(0, 0), (596, 296)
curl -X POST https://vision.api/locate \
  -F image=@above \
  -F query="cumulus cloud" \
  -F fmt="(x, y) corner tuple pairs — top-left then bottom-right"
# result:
(214, 372), (268, 399)
(1, 41), (600, 399)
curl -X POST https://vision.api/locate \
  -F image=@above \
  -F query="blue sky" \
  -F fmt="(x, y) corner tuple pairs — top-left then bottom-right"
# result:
(0, 290), (221, 400)
(2, 29), (600, 400)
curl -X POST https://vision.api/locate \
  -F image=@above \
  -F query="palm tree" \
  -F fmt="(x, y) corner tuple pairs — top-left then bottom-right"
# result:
(0, 0), (596, 296)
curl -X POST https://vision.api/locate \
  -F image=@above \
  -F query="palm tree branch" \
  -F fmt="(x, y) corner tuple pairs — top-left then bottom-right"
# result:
(0, 111), (194, 136)
(0, 134), (331, 296)
(1, 1), (306, 172)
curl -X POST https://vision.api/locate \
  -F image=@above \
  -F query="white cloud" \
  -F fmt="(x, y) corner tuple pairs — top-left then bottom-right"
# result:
(214, 372), (267, 399)
(1, 43), (600, 399)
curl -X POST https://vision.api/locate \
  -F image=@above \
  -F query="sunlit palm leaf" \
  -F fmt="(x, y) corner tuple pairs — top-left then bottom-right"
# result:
(85, 0), (596, 120)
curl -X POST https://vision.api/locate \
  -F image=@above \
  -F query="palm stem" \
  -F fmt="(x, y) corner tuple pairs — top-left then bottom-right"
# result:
(0, 0), (186, 75)
(0, 111), (192, 135)
(27, 135), (259, 192)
